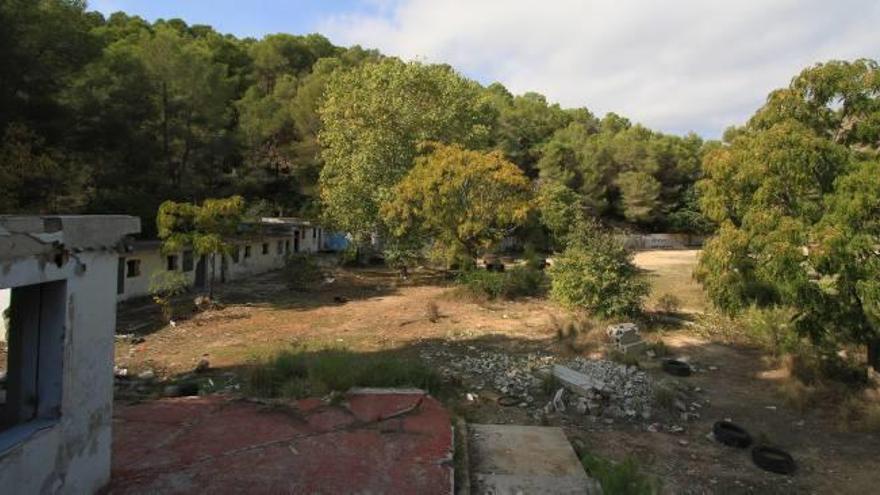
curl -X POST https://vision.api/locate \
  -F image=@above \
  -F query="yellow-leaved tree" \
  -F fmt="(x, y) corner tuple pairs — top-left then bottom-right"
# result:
(382, 143), (532, 264)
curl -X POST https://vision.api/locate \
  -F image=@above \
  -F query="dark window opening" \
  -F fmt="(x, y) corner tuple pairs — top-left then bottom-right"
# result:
(285, 240), (290, 253)
(261, 243), (269, 255)
(276, 241), (283, 255)
(166, 255), (178, 271)
(1, 281), (65, 435)
(244, 246), (252, 258)
(231, 246), (240, 263)
(312, 228), (317, 239)
(126, 259), (141, 278)
(182, 250), (194, 272)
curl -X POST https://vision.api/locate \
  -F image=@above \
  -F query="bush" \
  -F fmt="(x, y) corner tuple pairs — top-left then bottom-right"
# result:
(549, 227), (648, 318)
(457, 265), (547, 300)
(284, 254), (324, 290)
(581, 453), (660, 495)
(149, 270), (189, 322)
(245, 348), (442, 399)
(742, 305), (800, 356)
(655, 293), (681, 314)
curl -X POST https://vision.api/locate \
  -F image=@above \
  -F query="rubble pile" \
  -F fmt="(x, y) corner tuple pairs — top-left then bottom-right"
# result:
(559, 357), (654, 419)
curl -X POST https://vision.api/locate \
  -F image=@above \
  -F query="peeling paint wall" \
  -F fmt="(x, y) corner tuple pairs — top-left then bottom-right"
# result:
(0, 216), (138, 494)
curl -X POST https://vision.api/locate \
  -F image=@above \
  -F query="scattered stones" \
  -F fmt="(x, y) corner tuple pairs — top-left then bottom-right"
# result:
(421, 346), (657, 421)
(137, 370), (156, 381)
(114, 366), (129, 378)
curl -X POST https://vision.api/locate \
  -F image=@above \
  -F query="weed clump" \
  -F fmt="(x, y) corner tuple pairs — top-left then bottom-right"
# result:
(581, 452), (660, 495)
(456, 264), (546, 300)
(245, 348), (442, 399)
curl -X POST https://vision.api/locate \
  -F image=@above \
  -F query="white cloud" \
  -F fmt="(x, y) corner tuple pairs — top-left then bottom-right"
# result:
(320, 0), (880, 136)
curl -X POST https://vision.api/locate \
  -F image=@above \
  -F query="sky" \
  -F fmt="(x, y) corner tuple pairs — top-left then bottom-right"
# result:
(88, 0), (880, 138)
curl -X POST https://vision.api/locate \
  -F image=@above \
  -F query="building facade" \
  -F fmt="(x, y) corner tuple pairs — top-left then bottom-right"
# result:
(0, 215), (140, 494)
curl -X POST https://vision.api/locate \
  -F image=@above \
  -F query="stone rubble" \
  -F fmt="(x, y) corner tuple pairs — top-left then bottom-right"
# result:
(420, 347), (657, 421)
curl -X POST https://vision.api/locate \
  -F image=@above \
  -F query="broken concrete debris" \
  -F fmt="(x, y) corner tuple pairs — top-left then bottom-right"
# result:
(606, 322), (646, 354)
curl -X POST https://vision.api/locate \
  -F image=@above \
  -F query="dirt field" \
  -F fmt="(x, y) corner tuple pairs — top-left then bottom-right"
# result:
(114, 251), (880, 494)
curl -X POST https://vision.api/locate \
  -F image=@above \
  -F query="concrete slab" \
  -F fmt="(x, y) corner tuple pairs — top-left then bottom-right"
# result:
(553, 364), (607, 395)
(111, 392), (453, 494)
(469, 424), (599, 495)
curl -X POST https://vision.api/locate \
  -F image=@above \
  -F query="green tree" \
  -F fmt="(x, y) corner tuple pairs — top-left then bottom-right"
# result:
(318, 59), (490, 243)
(616, 170), (661, 223)
(549, 220), (648, 317)
(382, 143), (532, 261)
(157, 196), (245, 298)
(537, 182), (584, 249)
(696, 59), (880, 369)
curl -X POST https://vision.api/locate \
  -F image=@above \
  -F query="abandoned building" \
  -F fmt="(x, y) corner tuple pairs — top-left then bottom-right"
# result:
(114, 217), (328, 302)
(0, 215), (140, 493)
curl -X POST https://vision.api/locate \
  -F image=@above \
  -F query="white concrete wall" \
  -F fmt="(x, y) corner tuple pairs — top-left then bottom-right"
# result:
(0, 250), (120, 493)
(116, 248), (199, 302)
(223, 237), (289, 282)
(0, 288), (9, 342)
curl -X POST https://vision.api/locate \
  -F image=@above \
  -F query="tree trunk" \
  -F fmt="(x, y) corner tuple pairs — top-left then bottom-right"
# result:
(209, 253), (216, 299)
(868, 338), (880, 372)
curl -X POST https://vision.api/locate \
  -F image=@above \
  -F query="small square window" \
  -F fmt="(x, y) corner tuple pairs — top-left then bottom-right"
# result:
(182, 250), (194, 272)
(262, 243), (269, 255)
(126, 259), (141, 278)
(244, 246), (252, 258)
(166, 255), (178, 271)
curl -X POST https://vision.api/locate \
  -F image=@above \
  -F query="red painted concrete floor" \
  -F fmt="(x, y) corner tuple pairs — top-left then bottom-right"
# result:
(110, 389), (453, 494)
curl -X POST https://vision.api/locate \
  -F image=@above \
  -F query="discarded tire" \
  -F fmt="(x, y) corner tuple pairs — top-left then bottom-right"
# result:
(713, 420), (752, 448)
(752, 445), (797, 475)
(662, 359), (692, 377)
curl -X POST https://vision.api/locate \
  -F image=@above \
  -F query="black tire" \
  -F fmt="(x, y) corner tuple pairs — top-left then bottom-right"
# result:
(752, 445), (797, 475)
(662, 359), (692, 377)
(713, 420), (753, 448)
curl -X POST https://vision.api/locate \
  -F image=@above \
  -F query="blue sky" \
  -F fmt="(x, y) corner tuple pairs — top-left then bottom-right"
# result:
(87, 1), (388, 39)
(87, 1), (880, 138)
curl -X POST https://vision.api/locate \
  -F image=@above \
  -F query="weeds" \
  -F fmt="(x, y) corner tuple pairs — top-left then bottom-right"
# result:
(245, 348), (442, 399)
(652, 380), (678, 412)
(456, 265), (547, 300)
(608, 349), (640, 368)
(581, 452), (660, 495)
(655, 293), (681, 314)
(425, 300), (440, 323)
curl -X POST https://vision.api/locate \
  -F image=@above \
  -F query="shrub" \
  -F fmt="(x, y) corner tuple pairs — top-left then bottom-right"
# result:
(149, 270), (189, 322)
(742, 305), (800, 356)
(425, 301), (440, 323)
(655, 293), (681, 314)
(457, 269), (505, 299)
(549, 227), (648, 318)
(581, 452), (660, 495)
(245, 348), (442, 399)
(457, 265), (547, 300)
(284, 254), (324, 290)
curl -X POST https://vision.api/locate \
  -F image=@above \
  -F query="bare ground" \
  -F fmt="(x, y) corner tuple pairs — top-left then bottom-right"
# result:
(114, 253), (880, 494)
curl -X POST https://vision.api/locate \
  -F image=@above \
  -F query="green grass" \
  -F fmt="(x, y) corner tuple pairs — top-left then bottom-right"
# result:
(245, 347), (443, 399)
(581, 452), (660, 495)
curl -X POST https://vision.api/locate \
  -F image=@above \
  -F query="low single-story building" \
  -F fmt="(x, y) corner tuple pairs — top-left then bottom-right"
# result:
(115, 217), (332, 302)
(0, 215), (140, 493)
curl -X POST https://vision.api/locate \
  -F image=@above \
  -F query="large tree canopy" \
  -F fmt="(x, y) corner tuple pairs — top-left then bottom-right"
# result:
(318, 59), (491, 242)
(382, 143), (532, 259)
(696, 59), (880, 363)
